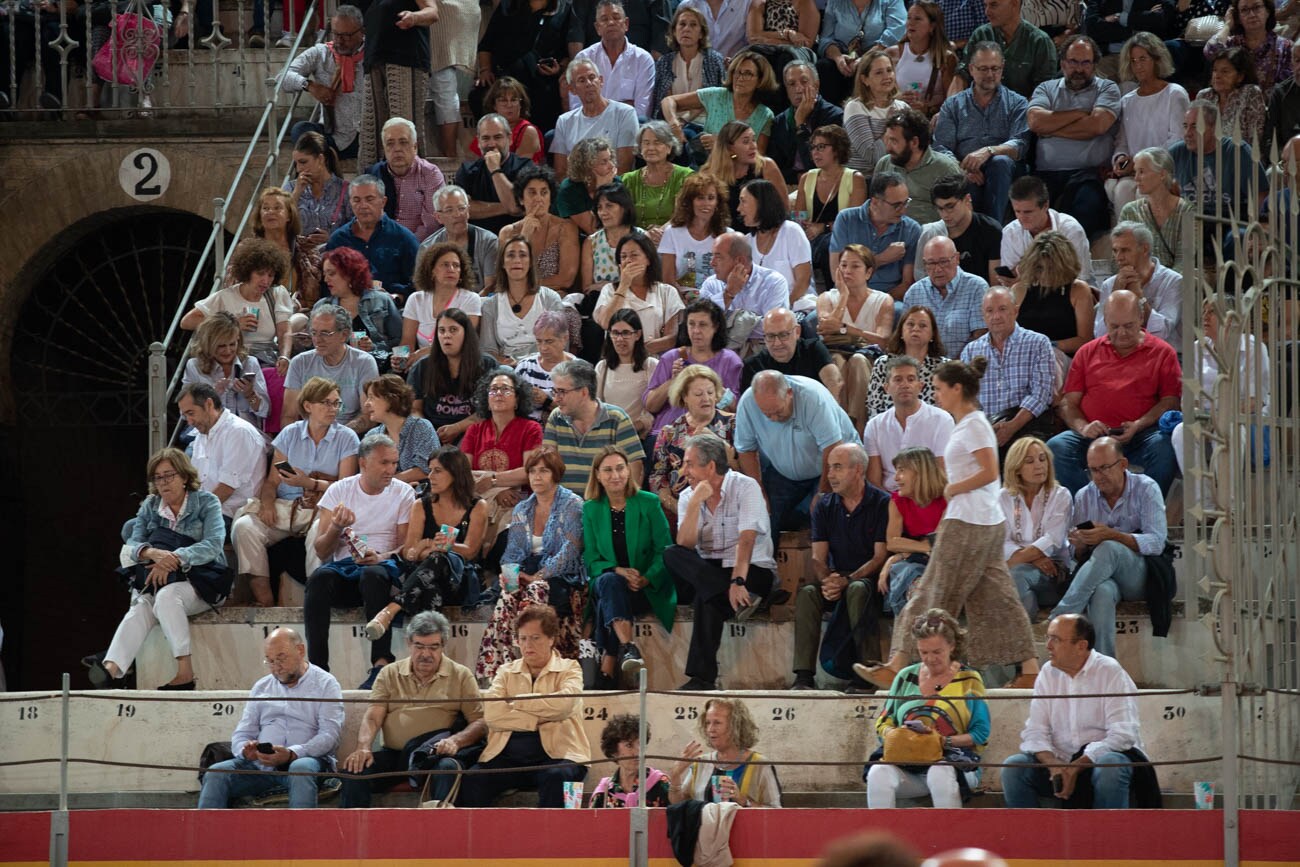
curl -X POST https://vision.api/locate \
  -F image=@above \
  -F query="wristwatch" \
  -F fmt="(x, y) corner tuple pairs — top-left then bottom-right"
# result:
(731, 577), (746, 587)
(839, 323), (848, 335)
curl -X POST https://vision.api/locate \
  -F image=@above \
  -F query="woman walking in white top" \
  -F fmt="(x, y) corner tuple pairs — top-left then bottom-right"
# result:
(859, 357), (1040, 689)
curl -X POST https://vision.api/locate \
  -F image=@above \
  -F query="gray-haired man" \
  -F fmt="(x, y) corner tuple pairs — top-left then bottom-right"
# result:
(340, 611), (487, 807)
(323, 173), (421, 296)
(305, 434), (417, 688)
(281, 306), (380, 429)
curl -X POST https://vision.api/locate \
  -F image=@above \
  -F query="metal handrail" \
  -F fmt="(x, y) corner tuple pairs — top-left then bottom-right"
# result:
(147, 0), (331, 453)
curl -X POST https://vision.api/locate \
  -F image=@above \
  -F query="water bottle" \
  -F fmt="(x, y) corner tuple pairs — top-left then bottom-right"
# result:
(681, 251), (697, 289)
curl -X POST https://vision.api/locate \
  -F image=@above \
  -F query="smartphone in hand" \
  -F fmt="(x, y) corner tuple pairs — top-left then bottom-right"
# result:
(256, 742), (275, 754)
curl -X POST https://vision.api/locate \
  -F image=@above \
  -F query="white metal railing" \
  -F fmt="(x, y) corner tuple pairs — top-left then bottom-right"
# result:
(136, 0), (331, 452)
(1, 0), (325, 115)
(1179, 116), (1300, 864)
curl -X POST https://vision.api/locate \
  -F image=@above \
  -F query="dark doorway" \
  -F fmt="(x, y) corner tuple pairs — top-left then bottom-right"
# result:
(2, 208), (226, 690)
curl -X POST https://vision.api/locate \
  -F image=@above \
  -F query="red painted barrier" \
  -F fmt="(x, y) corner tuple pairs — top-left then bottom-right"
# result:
(0, 808), (1296, 865)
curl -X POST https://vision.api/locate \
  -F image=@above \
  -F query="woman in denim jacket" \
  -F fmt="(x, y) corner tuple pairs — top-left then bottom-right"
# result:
(83, 448), (227, 691)
(315, 247), (404, 371)
(475, 450), (587, 682)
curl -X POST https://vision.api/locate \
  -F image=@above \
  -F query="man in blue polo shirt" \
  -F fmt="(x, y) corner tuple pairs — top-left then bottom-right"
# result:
(829, 172), (923, 301)
(792, 443), (889, 691)
(735, 371), (861, 534)
(324, 174), (420, 299)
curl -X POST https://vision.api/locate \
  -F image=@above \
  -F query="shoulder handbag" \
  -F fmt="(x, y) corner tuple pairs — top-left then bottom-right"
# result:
(882, 716), (943, 764)
(116, 525), (233, 605)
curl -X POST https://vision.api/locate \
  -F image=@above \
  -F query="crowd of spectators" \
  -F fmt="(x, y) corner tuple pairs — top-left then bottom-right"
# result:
(59, 0), (1286, 814)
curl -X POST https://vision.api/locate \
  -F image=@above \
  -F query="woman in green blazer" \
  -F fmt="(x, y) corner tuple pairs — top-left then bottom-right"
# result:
(583, 446), (677, 686)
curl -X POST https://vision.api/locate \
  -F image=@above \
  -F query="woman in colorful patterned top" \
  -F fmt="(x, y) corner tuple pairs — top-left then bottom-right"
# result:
(865, 608), (990, 808)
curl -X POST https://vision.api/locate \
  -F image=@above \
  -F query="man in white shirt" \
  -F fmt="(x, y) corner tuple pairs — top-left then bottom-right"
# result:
(552, 59), (640, 175)
(864, 356), (954, 491)
(179, 383), (268, 529)
(1094, 222), (1182, 350)
(999, 175), (1093, 285)
(1002, 613), (1153, 809)
(665, 433), (777, 691)
(568, 1), (656, 119)
(304, 434), (416, 688)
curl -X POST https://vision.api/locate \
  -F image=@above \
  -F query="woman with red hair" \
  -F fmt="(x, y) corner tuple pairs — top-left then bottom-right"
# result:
(315, 247), (404, 372)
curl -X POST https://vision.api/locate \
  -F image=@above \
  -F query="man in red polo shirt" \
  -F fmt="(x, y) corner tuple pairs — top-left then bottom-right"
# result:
(1047, 290), (1181, 496)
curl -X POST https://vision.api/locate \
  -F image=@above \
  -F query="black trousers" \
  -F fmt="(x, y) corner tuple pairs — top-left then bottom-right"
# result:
(456, 731), (587, 808)
(663, 545), (775, 684)
(303, 564), (394, 670)
(340, 729), (439, 807)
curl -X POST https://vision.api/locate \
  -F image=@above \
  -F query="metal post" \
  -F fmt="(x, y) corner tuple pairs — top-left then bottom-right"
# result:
(147, 342), (167, 455)
(49, 673), (70, 867)
(1222, 679), (1239, 867)
(628, 666), (648, 867)
(213, 197), (227, 277)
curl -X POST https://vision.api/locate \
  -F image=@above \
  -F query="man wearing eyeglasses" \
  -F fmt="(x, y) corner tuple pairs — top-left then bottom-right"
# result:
(1025, 35), (1121, 246)
(913, 174), (1006, 285)
(902, 235), (989, 358)
(829, 172), (922, 301)
(339, 610), (487, 807)
(1048, 437), (1167, 659)
(198, 627), (345, 809)
(421, 185), (500, 294)
(950, 0), (1057, 100)
(1047, 290), (1180, 497)
(282, 306), (381, 430)
(367, 116), (446, 243)
(741, 307), (843, 401)
(1002, 613), (1156, 809)
(933, 42), (1029, 221)
(281, 5), (367, 159)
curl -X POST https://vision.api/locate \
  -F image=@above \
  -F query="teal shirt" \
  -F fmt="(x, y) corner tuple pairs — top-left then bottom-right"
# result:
(698, 87), (775, 138)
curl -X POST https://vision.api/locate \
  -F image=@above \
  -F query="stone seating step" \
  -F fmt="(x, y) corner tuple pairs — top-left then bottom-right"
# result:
(0, 688), (1220, 801)
(135, 530), (1208, 691)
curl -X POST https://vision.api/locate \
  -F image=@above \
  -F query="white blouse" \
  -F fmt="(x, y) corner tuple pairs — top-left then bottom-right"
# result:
(999, 484), (1073, 561)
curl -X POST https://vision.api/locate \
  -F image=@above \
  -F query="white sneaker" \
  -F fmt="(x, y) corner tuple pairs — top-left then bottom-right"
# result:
(276, 34), (293, 48)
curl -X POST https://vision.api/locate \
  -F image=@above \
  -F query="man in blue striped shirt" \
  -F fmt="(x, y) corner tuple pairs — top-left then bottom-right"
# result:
(961, 286), (1056, 449)
(1052, 437), (1167, 658)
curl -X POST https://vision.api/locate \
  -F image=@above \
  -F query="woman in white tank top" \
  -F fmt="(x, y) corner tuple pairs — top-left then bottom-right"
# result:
(887, 1), (956, 116)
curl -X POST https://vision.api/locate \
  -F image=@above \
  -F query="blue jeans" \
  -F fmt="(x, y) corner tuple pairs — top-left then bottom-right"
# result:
(969, 154), (1018, 222)
(884, 559), (925, 616)
(1050, 540), (1147, 658)
(197, 755), (328, 808)
(591, 571), (652, 657)
(1001, 751), (1134, 808)
(762, 461), (820, 533)
(1047, 426), (1178, 497)
(1011, 562), (1060, 620)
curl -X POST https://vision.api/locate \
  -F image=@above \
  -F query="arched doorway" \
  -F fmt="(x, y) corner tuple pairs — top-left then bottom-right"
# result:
(3, 208), (228, 689)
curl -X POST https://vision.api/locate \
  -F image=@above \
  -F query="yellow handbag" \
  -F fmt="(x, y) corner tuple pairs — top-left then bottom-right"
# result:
(882, 717), (943, 764)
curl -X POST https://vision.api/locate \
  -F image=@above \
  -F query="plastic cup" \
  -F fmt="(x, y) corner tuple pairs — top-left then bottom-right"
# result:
(563, 781), (583, 808)
(393, 345), (411, 358)
(502, 563), (521, 594)
(245, 305), (260, 319)
(711, 775), (727, 802)
(353, 331), (367, 344)
(1194, 781), (1215, 809)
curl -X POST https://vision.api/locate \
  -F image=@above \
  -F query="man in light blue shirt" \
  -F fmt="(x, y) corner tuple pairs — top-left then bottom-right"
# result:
(198, 627), (344, 808)
(1052, 438), (1167, 658)
(699, 232), (790, 344)
(1026, 36), (1121, 241)
(735, 371), (861, 532)
(903, 235), (989, 357)
(830, 172), (923, 300)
